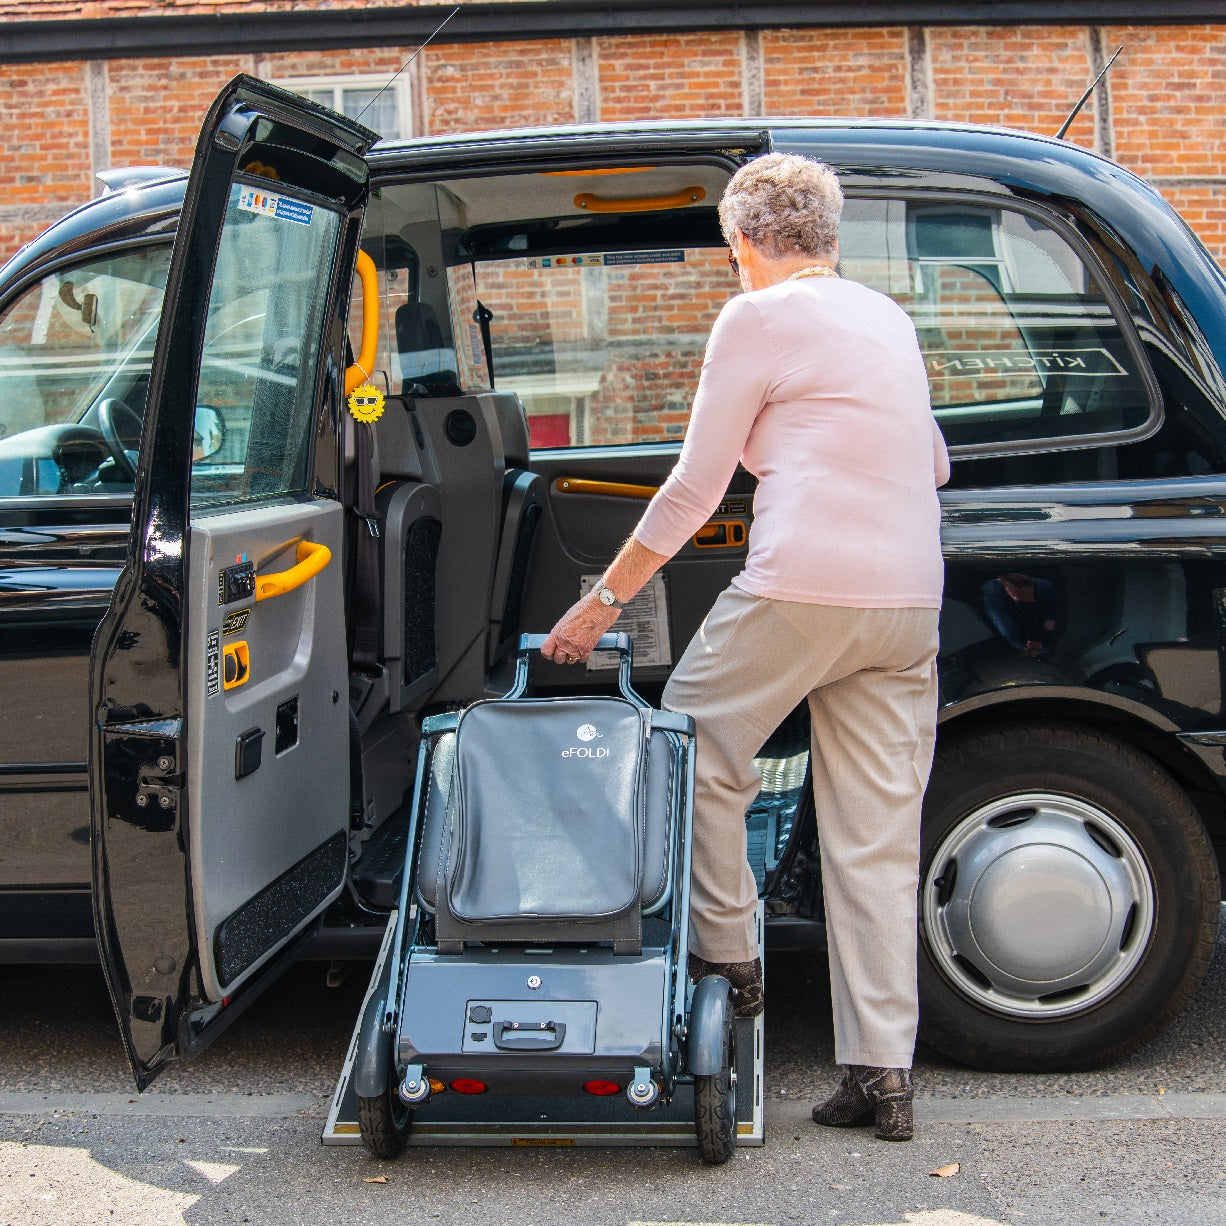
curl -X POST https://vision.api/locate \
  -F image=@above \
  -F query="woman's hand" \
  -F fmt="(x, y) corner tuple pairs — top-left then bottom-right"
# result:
(540, 535), (666, 665)
(541, 592), (621, 665)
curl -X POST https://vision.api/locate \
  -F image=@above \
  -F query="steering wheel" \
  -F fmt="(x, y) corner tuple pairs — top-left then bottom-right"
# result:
(96, 398), (142, 482)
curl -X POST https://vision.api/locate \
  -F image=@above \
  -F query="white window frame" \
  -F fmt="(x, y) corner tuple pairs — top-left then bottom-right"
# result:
(274, 73), (412, 141)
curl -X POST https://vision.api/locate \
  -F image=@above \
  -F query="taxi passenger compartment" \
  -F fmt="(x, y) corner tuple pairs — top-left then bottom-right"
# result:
(355, 381), (541, 696)
(344, 385), (542, 850)
(387, 390), (542, 700)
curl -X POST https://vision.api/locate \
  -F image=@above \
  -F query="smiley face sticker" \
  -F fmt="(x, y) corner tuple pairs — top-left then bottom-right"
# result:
(347, 383), (386, 424)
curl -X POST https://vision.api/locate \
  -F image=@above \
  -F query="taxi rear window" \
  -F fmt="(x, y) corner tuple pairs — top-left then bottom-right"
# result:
(839, 198), (1157, 454)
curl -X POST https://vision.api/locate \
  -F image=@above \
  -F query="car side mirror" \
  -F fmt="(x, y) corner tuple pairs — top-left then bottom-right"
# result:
(193, 405), (225, 462)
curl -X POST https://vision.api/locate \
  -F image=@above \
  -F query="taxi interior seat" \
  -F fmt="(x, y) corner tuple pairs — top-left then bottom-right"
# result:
(395, 301), (460, 396)
(401, 389), (541, 704)
(489, 467), (544, 666)
(345, 371), (540, 836)
(485, 391), (544, 666)
(368, 401), (443, 716)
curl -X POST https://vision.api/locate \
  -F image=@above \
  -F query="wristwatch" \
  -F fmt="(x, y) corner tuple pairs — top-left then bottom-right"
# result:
(593, 579), (626, 610)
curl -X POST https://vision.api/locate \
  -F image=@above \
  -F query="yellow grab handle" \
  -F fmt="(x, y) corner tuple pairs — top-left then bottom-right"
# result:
(255, 540), (332, 601)
(553, 477), (657, 500)
(345, 250), (379, 396)
(573, 186), (705, 214)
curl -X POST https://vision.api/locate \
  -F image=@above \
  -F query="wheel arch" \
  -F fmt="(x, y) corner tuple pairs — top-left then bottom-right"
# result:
(935, 687), (1226, 870)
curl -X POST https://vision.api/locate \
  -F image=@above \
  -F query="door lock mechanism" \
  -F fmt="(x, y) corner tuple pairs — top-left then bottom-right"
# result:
(135, 753), (183, 814)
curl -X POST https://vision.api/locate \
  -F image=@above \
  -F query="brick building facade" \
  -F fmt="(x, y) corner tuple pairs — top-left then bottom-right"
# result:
(0, 3), (1224, 267)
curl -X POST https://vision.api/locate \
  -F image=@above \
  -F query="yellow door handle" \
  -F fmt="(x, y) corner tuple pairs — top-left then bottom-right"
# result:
(255, 540), (332, 601)
(693, 520), (747, 549)
(222, 640), (250, 689)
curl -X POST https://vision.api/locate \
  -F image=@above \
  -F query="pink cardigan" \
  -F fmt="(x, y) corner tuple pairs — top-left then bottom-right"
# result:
(635, 276), (949, 608)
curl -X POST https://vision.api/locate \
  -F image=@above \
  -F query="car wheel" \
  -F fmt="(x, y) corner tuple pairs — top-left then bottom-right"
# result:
(919, 722), (1220, 1072)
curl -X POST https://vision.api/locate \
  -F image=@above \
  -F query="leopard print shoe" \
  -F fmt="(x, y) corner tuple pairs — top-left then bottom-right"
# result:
(811, 1066), (913, 1141)
(810, 1067), (872, 1127)
(687, 953), (764, 1018)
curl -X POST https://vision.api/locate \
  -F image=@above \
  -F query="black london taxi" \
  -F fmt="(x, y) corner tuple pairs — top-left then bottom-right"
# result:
(3, 76), (1226, 1086)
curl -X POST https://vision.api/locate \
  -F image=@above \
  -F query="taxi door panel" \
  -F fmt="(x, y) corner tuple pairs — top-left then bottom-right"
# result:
(186, 502), (347, 1002)
(521, 449), (753, 690)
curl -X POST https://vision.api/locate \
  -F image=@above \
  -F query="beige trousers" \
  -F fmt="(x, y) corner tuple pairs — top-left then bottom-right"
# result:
(663, 585), (939, 1069)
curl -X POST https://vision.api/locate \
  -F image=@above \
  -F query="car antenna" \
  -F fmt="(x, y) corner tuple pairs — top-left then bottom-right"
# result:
(354, 4), (460, 125)
(1055, 45), (1123, 141)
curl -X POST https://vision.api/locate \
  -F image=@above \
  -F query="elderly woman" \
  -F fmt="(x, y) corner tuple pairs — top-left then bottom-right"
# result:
(542, 153), (948, 1143)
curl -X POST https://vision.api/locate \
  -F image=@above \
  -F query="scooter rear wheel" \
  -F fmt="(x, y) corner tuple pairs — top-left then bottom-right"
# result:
(693, 1008), (737, 1164)
(357, 1082), (414, 1159)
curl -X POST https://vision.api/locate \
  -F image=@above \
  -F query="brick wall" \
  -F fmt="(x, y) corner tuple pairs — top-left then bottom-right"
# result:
(760, 28), (909, 116)
(928, 27), (1095, 137)
(1104, 25), (1226, 257)
(424, 39), (575, 133)
(107, 57), (251, 169)
(595, 33), (745, 121)
(1, 18), (1225, 268)
(0, 62), (93, 257)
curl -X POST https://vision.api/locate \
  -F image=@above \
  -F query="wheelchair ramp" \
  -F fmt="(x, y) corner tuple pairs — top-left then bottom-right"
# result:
(322, 909), (765, 1149)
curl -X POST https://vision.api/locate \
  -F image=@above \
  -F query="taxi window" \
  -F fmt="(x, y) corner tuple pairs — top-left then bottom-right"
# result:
(838, 198), (1156, 453)
(469, 247), (738, 448)
(190, 182), (343, 505)
(0, 246), (168, 496)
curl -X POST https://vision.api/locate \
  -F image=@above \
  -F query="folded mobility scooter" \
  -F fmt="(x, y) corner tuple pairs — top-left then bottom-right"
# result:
(338, 632), (749, 1163)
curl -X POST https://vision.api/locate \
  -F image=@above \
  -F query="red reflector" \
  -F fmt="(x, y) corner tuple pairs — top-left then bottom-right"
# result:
(583, 1080), (622, 1096)
(450, 1078), (488, 1095)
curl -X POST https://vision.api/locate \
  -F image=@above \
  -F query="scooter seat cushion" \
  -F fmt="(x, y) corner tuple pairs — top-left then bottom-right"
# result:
(446, 696), (647, 923)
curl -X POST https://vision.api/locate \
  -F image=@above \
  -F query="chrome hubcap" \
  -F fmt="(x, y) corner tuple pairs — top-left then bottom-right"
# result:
(922, 792), (1154, 1019)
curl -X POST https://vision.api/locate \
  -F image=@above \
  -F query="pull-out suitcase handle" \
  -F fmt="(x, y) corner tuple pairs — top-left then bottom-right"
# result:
(493, 1019), (567, 1051)
(511, 632), (642, 704)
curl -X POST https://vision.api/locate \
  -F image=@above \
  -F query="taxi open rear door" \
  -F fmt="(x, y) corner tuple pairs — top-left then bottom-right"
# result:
(90, 76), (377, 1089)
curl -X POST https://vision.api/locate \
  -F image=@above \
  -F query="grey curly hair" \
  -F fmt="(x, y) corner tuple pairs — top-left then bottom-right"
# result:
(718, 152), (843, 261)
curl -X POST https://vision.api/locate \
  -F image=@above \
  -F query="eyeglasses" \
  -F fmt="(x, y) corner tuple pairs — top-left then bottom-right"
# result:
(727, 249), (740, 276)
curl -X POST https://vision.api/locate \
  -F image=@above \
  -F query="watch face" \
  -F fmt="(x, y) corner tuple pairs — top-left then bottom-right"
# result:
(598, 587), (614, 605)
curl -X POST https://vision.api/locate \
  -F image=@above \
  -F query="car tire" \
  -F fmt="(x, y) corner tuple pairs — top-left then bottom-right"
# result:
(918, 722), (1220, 1072)
(357, 1083), (414, 1159)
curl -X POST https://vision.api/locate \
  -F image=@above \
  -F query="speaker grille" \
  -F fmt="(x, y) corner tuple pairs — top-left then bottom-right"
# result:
(404, 516), (441, 685)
